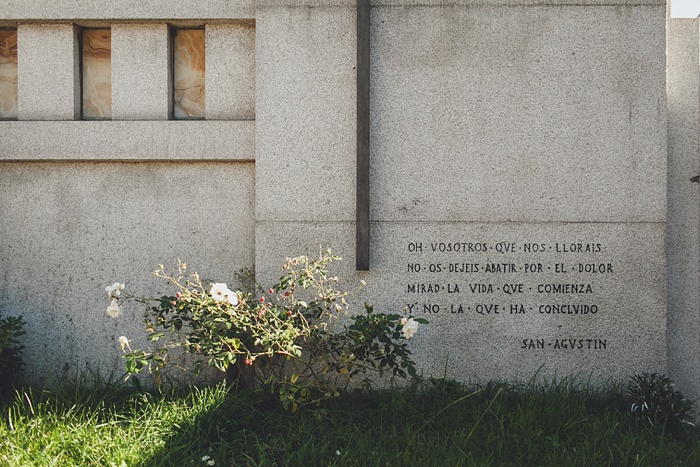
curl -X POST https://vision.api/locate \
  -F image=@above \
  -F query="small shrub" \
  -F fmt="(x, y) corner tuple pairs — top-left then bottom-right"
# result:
(0, 312), (26, 393)
(626, 372), (695, 428)
(106, 250), (427, 412)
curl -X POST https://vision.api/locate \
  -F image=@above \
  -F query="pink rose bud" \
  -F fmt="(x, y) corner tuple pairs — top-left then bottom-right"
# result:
(260, 297), (265, 303)
(176, 292), (182, 298)
(171, 301), (177, 306)
(269, 288), (274, 294)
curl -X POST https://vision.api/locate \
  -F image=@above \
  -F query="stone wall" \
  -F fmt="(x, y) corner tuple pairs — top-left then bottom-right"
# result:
(0, 0), (695, 390)
(667, 18), (700, 406)
(255, 0), (668, 385)
(0, 4), (256, 378)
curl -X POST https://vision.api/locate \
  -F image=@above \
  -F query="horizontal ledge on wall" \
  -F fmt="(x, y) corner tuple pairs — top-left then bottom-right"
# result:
(0, 120), (255, 161)
(0, 1), (254, 22)
(368, 0), (664, 5)
(256, 0), (662, 6)
(0, 19), (255, 28)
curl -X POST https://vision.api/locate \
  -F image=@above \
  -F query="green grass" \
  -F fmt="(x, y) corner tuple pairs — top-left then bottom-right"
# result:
(1, 375), (699, 466)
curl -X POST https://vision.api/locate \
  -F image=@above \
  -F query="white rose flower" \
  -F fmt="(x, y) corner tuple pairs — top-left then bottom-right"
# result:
(105, 282), (125, 298)
(401, 318), (419, 339)
(225, 291), (239, 306)
(118, 335), (131, 352)
(210, 283), (232, 302)
(106, 299), (121, 318)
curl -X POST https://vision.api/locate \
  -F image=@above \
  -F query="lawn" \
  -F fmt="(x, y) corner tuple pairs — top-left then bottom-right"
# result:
(1, 374), (699, 466)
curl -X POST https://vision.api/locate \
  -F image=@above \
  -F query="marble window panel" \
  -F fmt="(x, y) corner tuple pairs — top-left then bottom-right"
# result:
(82, 29), (111, 120)
(173, 28), (205, 119)
(0, 29), (18, 120)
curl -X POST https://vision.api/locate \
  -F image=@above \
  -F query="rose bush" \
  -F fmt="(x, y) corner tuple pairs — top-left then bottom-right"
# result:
(107, 250), (427, 411)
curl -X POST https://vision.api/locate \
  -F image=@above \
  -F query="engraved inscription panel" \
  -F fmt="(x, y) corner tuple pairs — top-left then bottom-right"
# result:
(404, 240), (608, 348)
(369, 223), (666, 382)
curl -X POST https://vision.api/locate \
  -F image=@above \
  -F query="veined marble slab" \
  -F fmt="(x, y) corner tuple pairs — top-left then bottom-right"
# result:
(174, 28), (205, 119)
(82, 29), (111, 119)
(0, 29), (17, 119)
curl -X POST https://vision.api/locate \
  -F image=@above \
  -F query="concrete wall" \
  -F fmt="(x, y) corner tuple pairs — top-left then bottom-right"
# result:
(0, 10), (256, 379)
(0, 0), (691, 388)
(0, 1), (255, 22)
(0, 162), (254, 378)
(667, 18), (700, 405)
(112, 24), (171, 120)
(17, 24), (79, 120)
(256, 0), (668, 384)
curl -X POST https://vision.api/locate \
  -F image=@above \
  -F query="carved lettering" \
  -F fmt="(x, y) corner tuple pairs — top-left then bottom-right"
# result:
(401, 238), (615, 353)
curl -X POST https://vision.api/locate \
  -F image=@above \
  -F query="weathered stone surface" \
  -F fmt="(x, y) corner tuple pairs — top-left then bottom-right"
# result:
(255, 4), (356, 222)
(0, 162), (255, 379)
(257, 221), (666, 383)
(17, 24), (79, 120)
(0, 121), (254, 160)
(206, 24), (255, 120)
(0, 1), (678, 388)
(667, 18), (700, 406)
(369, 4), (666, 224)
(112, 24), (170, 120)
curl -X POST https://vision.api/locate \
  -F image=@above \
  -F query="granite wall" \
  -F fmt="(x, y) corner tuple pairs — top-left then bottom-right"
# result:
(0, 1), (695, 392)
(667, 18), (700, 408)
(256, 0), (668, 384)
(0, 4), (256, 378)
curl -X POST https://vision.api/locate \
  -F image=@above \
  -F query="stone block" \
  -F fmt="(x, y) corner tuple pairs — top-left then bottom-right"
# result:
(369, 4), (666, 223)
(255, 5), (356, 221)
(112, 24), (170, 120)
(206, 23), (255, 120)
(0, 0), (255, 22)
(254, 0), (668, 387)
(667, 18), (700, 406)
(0, 162), (255, 378)
(17, 24), (79, 120)
(256, 221), (667, 384)
(0, 120), (255, 160)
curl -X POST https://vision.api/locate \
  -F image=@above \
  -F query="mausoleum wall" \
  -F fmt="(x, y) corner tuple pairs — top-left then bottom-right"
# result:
(255, 0), (669, 385)
(667, 17), (700, 408)
(0, 0), (695, 395)
(0, 8), (256, 378)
